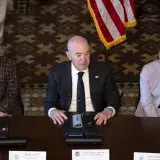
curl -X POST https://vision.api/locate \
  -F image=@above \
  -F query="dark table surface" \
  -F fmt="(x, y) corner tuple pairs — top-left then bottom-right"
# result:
(1, 116), (160, 160)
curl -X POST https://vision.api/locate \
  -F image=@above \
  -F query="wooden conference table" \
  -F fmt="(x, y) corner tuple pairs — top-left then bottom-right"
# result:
(0, 116), (160, 160)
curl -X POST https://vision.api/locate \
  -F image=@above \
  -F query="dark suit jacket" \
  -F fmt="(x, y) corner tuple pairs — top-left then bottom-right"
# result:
(44, 61), (120, 115)
(0, 56), (23, 116)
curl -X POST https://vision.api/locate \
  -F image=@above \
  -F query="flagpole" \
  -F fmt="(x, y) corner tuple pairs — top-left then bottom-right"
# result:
(104, 48), (108, 62)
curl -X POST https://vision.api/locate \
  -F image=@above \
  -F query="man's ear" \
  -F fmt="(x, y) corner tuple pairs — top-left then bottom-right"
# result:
(66, 51), (71, 60)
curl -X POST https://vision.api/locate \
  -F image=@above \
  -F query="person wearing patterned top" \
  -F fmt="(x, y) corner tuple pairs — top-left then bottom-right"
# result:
(0, 56), (23, 116)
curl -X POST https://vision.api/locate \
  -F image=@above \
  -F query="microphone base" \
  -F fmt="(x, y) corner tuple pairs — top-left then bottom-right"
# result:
(0, 137), (27, 146)
(65, 137), (102, 145)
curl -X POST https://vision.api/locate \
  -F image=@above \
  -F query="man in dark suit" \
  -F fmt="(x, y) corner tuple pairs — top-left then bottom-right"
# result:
(44, 36), (120, 125)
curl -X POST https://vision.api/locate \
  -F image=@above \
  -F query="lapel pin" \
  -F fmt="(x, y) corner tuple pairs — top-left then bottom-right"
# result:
(95, 75), (99, 79)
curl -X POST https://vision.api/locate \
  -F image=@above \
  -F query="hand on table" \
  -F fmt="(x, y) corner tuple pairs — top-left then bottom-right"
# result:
(94, 110), (112, 125)
(0, 112), (11, 117)
(50, 109), (68, 125)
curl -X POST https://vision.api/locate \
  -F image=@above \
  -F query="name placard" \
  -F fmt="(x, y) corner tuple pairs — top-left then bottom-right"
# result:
(72, 149), (109, 160)
(134, 152), (160, 160)
(9, 151), (46, 160)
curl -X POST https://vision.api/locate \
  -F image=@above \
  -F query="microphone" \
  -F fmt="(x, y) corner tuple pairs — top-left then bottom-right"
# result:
(65, 137), (102, 144)
(0, 137), (27, 146)
(0, 117), (27, 146)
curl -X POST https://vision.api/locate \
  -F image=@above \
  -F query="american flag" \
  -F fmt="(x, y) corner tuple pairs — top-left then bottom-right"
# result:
(88, 0), (137, 49)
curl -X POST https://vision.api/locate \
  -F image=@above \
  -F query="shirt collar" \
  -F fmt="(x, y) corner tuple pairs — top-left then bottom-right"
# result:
(71, 63), (88, 76)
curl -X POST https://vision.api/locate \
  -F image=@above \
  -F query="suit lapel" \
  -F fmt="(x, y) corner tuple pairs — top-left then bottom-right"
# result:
(67, 61), (72, 93)
(89, 62), (100, 93)
(65, 61), (72, 109)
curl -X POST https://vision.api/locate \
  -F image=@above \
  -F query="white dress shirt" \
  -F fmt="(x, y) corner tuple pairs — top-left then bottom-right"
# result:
(68, 63), (94, 112)
(48, 63), (116, 116)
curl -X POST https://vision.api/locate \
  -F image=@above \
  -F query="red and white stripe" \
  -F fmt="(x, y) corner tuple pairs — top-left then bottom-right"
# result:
(88, 0), (136, 49)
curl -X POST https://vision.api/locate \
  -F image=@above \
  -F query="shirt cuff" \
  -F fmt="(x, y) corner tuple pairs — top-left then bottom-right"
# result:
(48, 107), (56, 117)
(104, 106), (116, 117)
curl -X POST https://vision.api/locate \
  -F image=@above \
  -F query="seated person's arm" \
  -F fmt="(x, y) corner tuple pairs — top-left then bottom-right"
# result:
(140, 66), (158, 117)
(104, 66), (121, 113)
(44, 70), (67, 124)
(44, 70), (59, 115)
(0, 62), (19, 116)
(94, 66), (120, 125)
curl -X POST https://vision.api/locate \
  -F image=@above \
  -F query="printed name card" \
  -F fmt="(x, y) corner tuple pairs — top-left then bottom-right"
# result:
(134, 152), (160, 160)
(72, 149), (109, 160)
(9, 151), (46, 160)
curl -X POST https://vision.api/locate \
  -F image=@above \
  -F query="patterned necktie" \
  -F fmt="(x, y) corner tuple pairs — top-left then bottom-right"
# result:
(77, 72), (85, 113)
